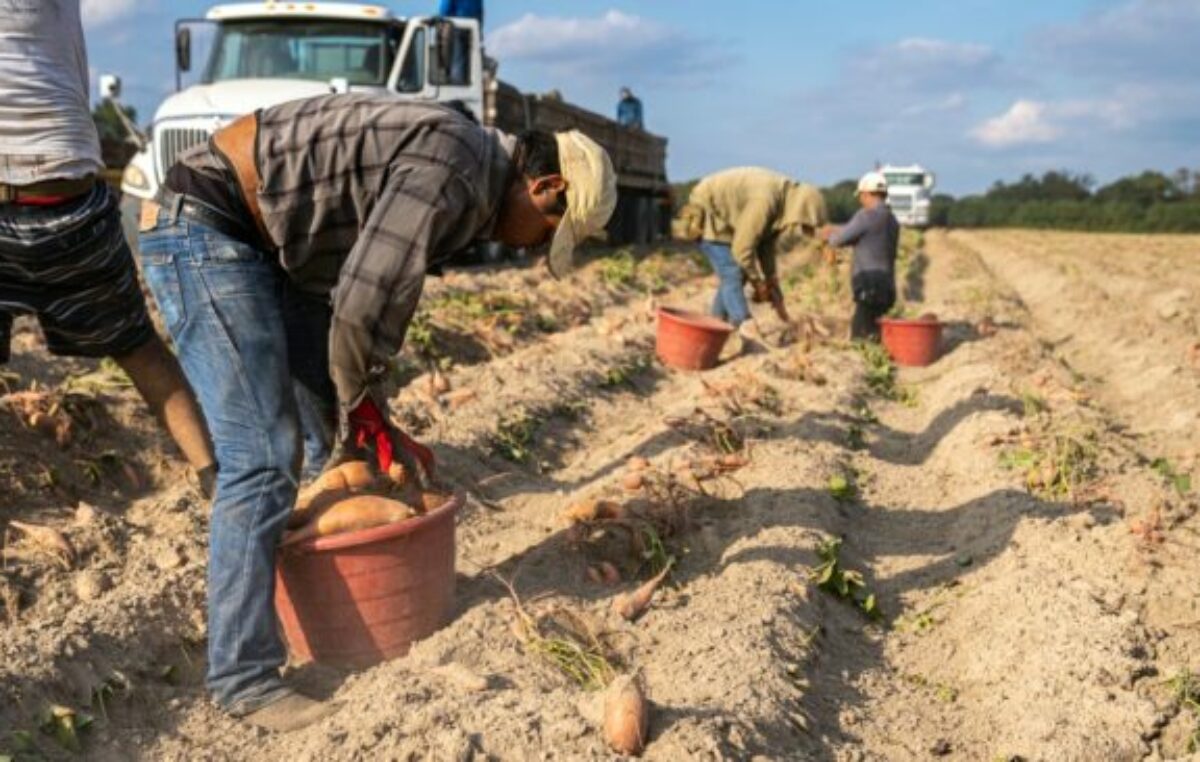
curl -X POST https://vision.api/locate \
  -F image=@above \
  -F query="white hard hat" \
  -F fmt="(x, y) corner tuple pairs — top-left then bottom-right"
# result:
(857, 171), (888, 194)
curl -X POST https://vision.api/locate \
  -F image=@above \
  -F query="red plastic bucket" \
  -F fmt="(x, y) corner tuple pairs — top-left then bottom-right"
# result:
(274, 493), (460, 669)
(880, 317), (943, 367)
(656, 307), (735, 370)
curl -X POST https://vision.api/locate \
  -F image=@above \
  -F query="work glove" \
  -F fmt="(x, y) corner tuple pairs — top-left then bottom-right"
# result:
(331, 396), (435, 488)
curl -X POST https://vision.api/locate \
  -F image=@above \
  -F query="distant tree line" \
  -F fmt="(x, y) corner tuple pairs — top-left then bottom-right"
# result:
(925, 170), (1200, 232)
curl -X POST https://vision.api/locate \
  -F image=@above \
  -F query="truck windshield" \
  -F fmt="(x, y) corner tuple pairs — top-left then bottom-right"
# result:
(204, 20), (400, 86)
(884, 173), (926, 187)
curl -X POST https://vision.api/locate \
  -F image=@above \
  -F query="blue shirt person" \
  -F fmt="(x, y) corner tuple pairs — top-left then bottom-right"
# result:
(437, 0), (482, 83)
(439, 0), (483, 25)
(617, 87), (644, 130)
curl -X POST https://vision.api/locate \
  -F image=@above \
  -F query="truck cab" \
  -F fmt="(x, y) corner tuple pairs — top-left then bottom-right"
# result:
(109, 2), (670, 249)
(117, 3), (482, 203)
(879, 164), (936, 228)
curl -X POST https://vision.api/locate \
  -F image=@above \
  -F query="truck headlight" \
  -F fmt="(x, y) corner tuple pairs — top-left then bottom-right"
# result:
(122, 164), (149, 192)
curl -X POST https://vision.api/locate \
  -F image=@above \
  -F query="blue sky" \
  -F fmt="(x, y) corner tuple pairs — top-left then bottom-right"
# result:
(81, 0), (1197, 194)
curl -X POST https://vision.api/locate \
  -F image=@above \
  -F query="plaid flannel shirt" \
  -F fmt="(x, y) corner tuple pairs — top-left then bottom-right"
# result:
(176, 95), (514, 412)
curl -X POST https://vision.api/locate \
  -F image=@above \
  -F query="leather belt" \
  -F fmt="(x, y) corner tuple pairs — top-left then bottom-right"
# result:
(211, 113), (273, 247)
(159, 190), (264, 249)
(0, 175), (96, 205)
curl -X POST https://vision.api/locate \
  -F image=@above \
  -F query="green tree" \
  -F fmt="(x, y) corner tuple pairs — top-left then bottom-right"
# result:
(1094, 171), (1180, 206)
(822, 179), (859, 223)
(986, 171), (1092, 203)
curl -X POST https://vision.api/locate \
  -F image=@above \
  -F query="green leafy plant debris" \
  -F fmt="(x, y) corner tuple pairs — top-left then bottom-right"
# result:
(855, 341), (918, 406)
(39, 704), (92, 753)
(599, 354), (651, 390)
(808, 537), (880, 620)
(1000, 428), (1099, 498)
(1151, 457), (1192, 496)
(828, 471), (858, 502)
(491, 411), (540, 464)
(1166, 669), (1200, 752)
(598, 250), (638, 289)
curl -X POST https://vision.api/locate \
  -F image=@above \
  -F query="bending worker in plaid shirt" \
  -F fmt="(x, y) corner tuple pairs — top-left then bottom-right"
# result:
(140, 93), (616, 731)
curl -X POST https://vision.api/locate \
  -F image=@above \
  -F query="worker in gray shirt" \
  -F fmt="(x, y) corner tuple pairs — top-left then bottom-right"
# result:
(821, 171), (900, 340)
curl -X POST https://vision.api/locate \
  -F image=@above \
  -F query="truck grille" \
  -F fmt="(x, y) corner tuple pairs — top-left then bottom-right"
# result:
(888, 195), (913, 210)
(158, 127), (210, 175)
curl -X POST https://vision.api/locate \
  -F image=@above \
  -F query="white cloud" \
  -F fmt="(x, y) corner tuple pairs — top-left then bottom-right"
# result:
(81, 0), (142, 28)
(1055, 98), (1134, 131)
(972, 94), (1142, 149)
(972, 100), (1061, 148)
(491, 11), (657, 60)
(890, 38), (996, 69)
(901, 93), (968, 117)
(849, 37), (1004, 92)
(489, 10), (733, 87)
(1040, 0), (1200, 83)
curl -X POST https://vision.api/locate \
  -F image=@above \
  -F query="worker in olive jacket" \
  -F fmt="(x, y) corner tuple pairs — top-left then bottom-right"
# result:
(674, 167), (827, 342)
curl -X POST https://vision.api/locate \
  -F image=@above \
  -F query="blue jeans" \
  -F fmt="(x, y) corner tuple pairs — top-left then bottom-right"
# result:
(139, 212), (333, 713)
(700, 240), (751, 326)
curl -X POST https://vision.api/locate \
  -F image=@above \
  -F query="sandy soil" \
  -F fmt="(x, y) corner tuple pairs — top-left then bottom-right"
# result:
(1, 230), (1198, 761)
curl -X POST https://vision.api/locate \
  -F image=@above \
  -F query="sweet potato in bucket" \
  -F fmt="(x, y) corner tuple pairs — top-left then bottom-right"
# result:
(291, 460), (380, 528)
(286, 456), (451, 544)
(282, 495), (416, 546)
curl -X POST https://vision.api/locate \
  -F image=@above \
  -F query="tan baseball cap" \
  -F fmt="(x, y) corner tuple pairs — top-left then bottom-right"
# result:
(548, 130), (618, 278)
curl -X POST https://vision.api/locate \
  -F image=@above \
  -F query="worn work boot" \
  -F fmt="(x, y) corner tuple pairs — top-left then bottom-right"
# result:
(241, 692), (340, 733)
(737, 320), (766, 352)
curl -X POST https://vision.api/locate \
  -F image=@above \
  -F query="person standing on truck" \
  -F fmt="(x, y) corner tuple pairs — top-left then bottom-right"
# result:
(139, 93), (615, 731)
(673, 167), (827, 346)
(438, 0), (483, 83)
(617, 87), (644, 130)
(0, 0), (216, 493)
(439, 0), (483, 25)
(821, 171), (900, 341)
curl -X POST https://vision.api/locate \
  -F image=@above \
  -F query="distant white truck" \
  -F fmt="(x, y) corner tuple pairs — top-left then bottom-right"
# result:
(105, 2), (670, 249)
(879, 164), (936, 228)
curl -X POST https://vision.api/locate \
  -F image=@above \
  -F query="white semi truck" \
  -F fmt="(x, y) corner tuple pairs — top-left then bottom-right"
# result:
(879, 163), (936, 228)
(106, 2), (670, 248)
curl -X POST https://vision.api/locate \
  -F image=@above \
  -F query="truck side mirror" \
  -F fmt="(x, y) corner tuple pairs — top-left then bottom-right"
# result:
(99, 74), (122, 100)
(176, 26), (192, 73)
(924, 173), (936, 189)
(329, 77), (350, 94)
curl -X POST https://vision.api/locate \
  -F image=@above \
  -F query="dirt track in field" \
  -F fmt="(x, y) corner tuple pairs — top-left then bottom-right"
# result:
(2, 230), (1199, 761)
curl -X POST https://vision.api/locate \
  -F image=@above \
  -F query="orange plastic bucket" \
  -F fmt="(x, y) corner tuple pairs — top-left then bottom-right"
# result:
(880, 316), (943, 366)
(274, 493), (460, 669)
(655, 307), (735, 370)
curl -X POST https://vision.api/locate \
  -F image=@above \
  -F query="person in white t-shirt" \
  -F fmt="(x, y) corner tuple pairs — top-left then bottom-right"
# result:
(0, 1), (215, 494)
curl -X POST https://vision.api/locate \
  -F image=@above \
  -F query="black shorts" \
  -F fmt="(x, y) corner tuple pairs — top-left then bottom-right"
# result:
(0, 183), (154, 363)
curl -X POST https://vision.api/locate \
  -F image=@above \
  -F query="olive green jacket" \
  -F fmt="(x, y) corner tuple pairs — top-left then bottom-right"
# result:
(688, 167), (828, 281)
